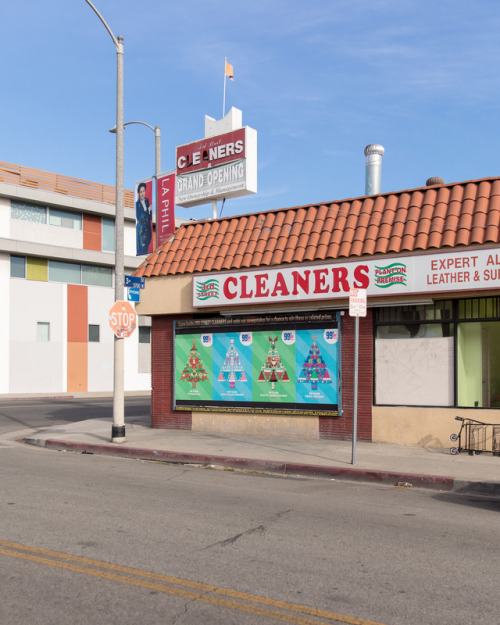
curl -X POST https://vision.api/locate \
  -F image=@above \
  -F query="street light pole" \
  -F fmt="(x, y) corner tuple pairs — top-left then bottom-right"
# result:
(111, 121), (161, 246)
(84, 0), (126, 443)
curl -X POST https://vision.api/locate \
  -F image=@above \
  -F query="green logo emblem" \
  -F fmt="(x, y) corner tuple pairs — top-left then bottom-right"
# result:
(196, 279), (219, 300)
(374, 262), (407, 288)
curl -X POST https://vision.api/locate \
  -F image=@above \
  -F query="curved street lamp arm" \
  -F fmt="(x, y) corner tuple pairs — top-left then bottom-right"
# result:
(84, 0), (120, 49)
(124, 121), (157, 133)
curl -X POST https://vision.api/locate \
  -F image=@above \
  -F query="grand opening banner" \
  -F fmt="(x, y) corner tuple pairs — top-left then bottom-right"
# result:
(174, 316), (340, 414)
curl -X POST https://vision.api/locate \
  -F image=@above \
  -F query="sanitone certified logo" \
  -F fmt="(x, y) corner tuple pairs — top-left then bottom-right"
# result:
(196, 279), (220, 300)
(374, 262), (408, 288)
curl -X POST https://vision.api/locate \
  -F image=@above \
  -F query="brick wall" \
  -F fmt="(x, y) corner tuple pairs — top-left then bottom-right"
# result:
(151, 315), (192, 430)
(319, 311), (373, 441)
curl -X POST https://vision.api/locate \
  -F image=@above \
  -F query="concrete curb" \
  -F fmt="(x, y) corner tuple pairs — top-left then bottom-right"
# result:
(36, 438), (462, 492)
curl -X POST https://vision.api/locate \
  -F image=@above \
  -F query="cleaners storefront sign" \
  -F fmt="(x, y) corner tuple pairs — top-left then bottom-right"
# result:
(175, 127), (257, 208)
(192, 248), (500, 308)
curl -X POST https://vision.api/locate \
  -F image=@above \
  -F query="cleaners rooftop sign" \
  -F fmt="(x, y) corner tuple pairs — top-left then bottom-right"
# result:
(175, 127), (257, 208)
(192, 247), (500, 308)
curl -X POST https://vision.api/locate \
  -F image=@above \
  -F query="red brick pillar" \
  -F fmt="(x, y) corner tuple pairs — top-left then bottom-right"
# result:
(319, 311), (373, 441)
(151, 315), (192, 430)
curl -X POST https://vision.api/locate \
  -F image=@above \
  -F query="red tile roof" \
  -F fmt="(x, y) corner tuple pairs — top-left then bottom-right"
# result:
(135, 177), (500, 278)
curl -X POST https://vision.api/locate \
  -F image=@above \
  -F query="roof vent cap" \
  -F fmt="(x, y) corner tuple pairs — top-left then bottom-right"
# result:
(364, 144), (385, 156)
(426, 177), (445, 187)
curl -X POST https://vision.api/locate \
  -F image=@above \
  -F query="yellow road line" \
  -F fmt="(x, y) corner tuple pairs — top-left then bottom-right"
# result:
(0, 539), (387, 625)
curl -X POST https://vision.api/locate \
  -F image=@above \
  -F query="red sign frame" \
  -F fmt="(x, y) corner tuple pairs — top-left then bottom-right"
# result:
(176, 128), (246, 175)
(156, 172), (176, 247)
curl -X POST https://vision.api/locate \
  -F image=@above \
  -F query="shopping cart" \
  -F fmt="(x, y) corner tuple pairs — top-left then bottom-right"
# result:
(450, 416), (500, 456)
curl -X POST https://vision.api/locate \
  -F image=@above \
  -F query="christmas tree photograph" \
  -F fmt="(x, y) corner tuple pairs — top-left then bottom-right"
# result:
(297, 335), (332, 390)
(257, 337), (290, 390)
(180, 340), (209, 389)
(218, 338), (247, 389)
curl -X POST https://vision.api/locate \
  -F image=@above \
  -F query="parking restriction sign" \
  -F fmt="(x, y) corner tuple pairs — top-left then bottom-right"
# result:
(349, 288), (367, 317)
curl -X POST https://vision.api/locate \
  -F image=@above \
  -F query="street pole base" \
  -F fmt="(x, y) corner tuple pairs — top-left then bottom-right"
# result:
(111, 425), (126, 444)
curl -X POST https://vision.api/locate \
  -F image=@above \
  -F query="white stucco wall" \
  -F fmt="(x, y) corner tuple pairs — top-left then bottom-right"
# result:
(87, 286), (114, 392)
(0, 253), (10, 393)
(9, 279), (65, 393)
(10, 220), (83, 250)
(0, 197), (10, 237)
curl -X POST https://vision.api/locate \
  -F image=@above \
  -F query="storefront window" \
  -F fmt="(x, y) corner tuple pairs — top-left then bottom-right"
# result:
(375, 298), (500, 409)
(457, 321), (500, 408)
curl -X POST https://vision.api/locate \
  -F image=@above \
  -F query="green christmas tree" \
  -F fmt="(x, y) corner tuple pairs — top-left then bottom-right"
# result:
(257, 337), (290, 390)
(180, 340), (209, 388)
(297, 335), (332, 390)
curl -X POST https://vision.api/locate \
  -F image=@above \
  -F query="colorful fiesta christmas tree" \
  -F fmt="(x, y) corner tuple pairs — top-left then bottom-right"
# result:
(218, 338), (247, 389)
(180, 340), (209, 388)
(257, 337), (290, 390)
(297, 335), (332, 390)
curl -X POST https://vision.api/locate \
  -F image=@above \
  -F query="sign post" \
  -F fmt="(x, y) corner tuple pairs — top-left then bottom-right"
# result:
(349, 288), (367, 465)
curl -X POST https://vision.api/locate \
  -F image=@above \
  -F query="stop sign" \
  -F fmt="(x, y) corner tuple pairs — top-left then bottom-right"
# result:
(109, 301), (137, 338)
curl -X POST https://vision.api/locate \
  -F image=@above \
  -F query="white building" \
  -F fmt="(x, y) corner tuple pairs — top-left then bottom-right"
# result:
(0, 160), (178, 396)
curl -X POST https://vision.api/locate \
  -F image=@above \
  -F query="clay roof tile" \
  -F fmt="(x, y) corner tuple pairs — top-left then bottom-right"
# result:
(133, 176), (500, 279)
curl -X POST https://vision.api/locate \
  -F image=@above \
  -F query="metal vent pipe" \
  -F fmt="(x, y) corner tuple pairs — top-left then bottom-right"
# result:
(364, 144), (385, 196)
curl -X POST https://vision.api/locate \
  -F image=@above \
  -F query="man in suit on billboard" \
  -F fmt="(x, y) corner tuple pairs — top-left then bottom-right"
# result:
(136, 181), (153, 255)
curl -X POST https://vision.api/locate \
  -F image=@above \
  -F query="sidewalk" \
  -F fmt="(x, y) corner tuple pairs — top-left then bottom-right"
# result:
(5, 413), (498, 496)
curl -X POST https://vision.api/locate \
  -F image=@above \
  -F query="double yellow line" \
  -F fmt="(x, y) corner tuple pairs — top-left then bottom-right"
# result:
(0, 539), (386, 625)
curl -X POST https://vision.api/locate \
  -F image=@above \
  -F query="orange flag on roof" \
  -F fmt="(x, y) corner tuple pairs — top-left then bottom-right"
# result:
(225, 59), (234, 81)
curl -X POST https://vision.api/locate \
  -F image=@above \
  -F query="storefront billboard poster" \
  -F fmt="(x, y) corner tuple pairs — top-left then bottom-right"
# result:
(174, 326), (339, 413)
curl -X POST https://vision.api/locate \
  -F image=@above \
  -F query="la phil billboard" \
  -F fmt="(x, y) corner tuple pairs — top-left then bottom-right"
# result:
(175, 127), (257, 208)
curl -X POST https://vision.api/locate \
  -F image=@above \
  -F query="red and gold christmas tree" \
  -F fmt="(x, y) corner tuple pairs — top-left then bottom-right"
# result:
(257, 337), (290, 390)
(180, 340), (209, 388)
(297, 335), (332, 390)
(218, 338), (247, 389)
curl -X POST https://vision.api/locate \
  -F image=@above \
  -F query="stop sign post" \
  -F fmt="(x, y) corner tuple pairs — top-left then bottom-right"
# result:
(109, 301), (137, 338)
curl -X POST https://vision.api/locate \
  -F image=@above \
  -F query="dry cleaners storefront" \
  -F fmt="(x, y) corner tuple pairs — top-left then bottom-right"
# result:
(136, 244), (500, 448)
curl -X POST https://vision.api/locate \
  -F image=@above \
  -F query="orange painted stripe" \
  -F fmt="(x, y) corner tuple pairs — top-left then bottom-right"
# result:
(67, 284), (88, 342)
(67, 343), (88, 392)
(83, 214), (102, 251)
(67, 285), (88, 392)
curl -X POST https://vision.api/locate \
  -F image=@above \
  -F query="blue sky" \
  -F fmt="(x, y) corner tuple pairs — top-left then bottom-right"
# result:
(2, 1), (500, 221)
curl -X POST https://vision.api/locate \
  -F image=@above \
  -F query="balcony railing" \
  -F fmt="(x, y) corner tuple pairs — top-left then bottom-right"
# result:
(0, 161), (134, 209)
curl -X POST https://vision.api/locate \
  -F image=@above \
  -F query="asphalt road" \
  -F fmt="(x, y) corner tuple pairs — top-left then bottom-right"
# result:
(0, 396), (150, 435)
(1, 438), (499, 625)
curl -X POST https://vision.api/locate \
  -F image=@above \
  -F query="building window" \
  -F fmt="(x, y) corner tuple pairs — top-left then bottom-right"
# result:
(139, 327), (151, 344)
(47, 260), (112, 287)
(10, 255), (26, 278)
(82, 264), (112, 287)
(11, 201), (47, 224)
(37, 322), (50, 342)
(456, 300), (500, 407)
(102, 217), (115, 252)
(49, 208), (82, 230)
(88, 325), (100, 342)
(48, 260), (81, 284)
(374, 297), (500, 409)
